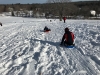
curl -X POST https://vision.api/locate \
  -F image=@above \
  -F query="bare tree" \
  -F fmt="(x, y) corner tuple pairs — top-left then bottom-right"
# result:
(47, 0), (71, 21)
(8, 7), (14, 16)
(47, 0), (71, 3)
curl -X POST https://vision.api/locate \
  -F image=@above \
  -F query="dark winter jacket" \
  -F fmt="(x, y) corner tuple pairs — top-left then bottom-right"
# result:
(61, 31), (74, 45)
(44, 27), (50, 31)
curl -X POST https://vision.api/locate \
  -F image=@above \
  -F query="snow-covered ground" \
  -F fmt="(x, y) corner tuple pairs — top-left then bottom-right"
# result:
(0, 16), (100, 75)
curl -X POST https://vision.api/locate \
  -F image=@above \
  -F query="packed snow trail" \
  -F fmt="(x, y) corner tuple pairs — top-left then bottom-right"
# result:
(0, 17), (100, 75)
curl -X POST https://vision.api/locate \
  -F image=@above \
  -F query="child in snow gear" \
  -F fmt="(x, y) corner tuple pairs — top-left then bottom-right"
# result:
(60, 27), (74, 46)
(44, 26), (51, 32)
(63, 17), (66, 23)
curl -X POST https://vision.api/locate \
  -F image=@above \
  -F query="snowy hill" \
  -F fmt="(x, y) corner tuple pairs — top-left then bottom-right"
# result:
(0, 17), (100, 75)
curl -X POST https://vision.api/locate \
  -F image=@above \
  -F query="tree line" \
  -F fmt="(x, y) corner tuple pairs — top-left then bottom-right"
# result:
(0, 1), (100, 19)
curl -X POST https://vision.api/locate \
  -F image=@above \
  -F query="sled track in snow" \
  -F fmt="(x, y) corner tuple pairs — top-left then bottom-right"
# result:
(63, 47), (99, 75)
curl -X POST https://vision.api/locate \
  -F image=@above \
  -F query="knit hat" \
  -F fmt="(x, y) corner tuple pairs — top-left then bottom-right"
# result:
(65, 27), (69, 32)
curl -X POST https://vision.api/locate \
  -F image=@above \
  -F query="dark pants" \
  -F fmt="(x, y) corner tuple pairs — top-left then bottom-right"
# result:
(64, 41), (74, 46)
(0, 23), (2, 26)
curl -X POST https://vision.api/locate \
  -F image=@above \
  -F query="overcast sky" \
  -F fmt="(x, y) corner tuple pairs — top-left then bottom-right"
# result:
(0, 0), (95, 4)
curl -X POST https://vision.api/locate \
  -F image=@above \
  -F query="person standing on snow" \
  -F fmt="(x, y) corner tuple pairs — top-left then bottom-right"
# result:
(63, 16), (66, 23)
(60, 27), (74, 46)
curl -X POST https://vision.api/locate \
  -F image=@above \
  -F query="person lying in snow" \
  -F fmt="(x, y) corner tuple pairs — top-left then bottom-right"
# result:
(44, 26), (51, 32)
(60, 27), (75, 46)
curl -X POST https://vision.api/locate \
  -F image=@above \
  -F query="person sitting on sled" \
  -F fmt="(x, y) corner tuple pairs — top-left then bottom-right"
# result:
(44, 26), (51, 32)
(60, 27), (74, 46)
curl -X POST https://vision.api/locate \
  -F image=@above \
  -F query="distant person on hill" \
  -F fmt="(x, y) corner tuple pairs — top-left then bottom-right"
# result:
(60, 27), (74, 46)
(63, 16), (66, 23)
(0, 22), (2, 26)
(44, 26), (51, 32)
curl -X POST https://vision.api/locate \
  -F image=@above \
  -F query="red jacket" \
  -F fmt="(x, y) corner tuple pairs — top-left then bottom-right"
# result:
(61, 31), (74, 45)
(64, 32), (74, 42)
(63, 17), (66, 20)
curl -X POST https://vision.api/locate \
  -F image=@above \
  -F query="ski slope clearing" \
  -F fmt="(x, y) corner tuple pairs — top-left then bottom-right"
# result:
(0, 17), (100, 75)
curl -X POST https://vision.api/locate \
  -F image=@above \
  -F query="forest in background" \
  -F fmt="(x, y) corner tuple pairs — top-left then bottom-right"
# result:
(0, 1), (100, 19)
